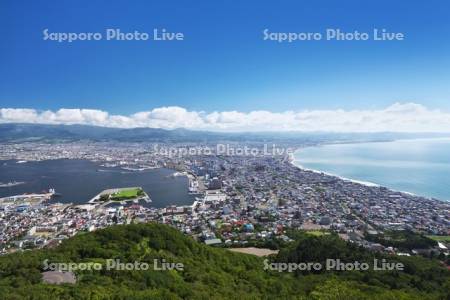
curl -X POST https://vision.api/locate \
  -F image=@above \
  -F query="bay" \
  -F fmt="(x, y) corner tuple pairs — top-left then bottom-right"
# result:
(294, 138), (450, 201)
(0, 159), (195, 208)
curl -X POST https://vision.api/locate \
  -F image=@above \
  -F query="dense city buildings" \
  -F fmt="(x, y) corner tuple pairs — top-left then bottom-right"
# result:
(0, 141), (449, 258)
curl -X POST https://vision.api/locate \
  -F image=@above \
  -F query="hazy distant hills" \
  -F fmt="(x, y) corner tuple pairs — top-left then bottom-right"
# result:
(0, 123), (448, 144)
(0, 123), (223, 143)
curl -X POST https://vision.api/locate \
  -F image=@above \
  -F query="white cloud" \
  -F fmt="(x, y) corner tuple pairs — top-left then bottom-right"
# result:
(0, 108), (38, 122)
(1, 103), (450, 132)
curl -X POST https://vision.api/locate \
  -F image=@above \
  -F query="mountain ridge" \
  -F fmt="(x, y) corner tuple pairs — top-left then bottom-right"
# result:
(1, 123), (449, 143)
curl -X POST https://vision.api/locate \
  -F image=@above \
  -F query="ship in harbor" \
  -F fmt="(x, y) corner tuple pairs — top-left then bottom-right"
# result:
(0, 181), (25, 188)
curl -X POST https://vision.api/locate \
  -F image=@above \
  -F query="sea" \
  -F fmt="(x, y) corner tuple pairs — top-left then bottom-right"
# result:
(0, 159), (195, 208)
(293, 138), (450, 202)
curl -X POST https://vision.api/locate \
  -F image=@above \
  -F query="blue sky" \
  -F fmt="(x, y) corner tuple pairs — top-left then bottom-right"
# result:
(0, 0), (449, 115)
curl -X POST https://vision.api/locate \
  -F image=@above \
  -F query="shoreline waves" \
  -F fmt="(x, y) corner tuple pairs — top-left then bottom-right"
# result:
(291, 139), (450, 202)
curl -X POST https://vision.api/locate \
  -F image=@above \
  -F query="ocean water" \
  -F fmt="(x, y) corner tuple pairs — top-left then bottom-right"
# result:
(293, 138), (450, 201)
(0, 159), (195, 208)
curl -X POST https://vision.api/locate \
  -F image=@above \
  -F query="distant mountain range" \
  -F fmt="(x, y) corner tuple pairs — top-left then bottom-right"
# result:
(0, 123), (223, 143)
(0, 123), (449, 144)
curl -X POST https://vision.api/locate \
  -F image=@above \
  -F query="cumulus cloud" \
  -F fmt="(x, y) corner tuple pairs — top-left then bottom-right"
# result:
(1, 103), (450, 132)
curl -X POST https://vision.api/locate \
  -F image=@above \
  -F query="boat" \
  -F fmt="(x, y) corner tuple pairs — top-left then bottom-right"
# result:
(0, 181), (25, 188)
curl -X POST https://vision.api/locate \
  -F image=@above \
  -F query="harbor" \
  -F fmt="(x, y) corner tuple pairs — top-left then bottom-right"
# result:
(0, 159), (195, 208)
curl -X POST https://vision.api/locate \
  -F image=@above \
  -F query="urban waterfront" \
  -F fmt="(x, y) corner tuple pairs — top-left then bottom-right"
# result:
(294, 138), (450, 202)
(0, 141), (448, 258)
(0, 159), (195, 208)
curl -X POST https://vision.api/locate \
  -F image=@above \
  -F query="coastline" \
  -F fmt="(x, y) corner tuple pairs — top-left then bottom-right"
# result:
(289, 147), (448, 202)
(289, 156), (440, 201)
(288, 153), (379, 187)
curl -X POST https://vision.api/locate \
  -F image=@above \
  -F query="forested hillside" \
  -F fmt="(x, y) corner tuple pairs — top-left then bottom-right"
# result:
(0, 223), (448, 299)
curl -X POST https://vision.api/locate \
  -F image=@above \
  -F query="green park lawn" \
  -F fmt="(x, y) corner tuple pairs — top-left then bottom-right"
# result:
(110, 188), (143, 200)
(426, 235), (450, 242)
